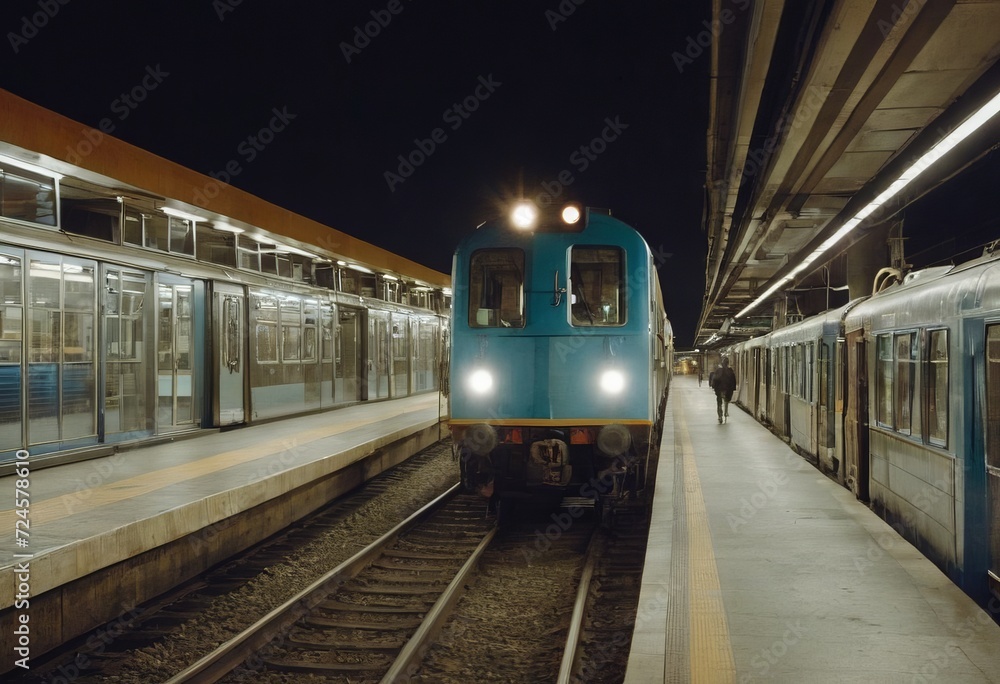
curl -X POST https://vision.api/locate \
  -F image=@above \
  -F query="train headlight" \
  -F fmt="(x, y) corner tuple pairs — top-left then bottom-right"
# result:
(510, 201), (538, 230)
(599, 369), (625, 394)
(561, 203), (582, 225)
(468, 369), (494, 394)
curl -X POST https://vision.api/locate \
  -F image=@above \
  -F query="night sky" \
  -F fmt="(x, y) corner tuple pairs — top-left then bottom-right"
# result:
(0, 1), (711, 343)
(3, 2), (995, 346)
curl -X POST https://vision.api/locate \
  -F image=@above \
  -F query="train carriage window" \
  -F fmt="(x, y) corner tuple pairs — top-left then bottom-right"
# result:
(876, 334), (893, 428)
(570, 246), (625, 326)
(281, 297), (302, 361)
(468, 249), (524, 328)
(254, 294), (278, 363)
(926, 329), (948, 447)
(0, 166), (56, 226)
(894, 333), (916, 435)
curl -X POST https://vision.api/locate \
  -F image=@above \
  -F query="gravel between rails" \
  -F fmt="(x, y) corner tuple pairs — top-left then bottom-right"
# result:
(84, 442), (459, 684)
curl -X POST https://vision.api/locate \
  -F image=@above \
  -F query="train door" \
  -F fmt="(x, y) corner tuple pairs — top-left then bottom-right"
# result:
(984, 323), (1000, 598)
(368, 309), (390, 399)
(156, 276), (197, 431)
(101, 266), (152, 440)
(336, 306), (362, 403)
(211, 282), (246, 426)
(391, 313), (409, 397)
(845, 330), (870, 502)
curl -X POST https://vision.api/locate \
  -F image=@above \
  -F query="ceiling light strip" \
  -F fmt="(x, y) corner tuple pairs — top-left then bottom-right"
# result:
(735, 91), (1000, 319)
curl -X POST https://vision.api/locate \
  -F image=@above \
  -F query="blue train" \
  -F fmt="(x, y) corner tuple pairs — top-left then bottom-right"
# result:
(725, 246), (1000, 610)
(448, 202), (672, 519)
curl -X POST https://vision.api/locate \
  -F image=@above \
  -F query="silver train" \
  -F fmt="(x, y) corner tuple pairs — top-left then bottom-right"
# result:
(0, 149), (449, 469)
(725, 246), (1000, 610)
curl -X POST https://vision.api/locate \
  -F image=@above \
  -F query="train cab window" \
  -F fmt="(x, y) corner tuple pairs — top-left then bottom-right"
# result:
(926, 329), (948, 447)
(468, 249), (524, 328)
(570, 246), (625, 326)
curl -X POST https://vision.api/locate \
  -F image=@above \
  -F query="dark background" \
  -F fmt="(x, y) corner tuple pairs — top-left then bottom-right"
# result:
(1, 1), (996, 345)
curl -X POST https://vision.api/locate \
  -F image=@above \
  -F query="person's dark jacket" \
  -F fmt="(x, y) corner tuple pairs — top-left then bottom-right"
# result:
(712, 366), (737, 393)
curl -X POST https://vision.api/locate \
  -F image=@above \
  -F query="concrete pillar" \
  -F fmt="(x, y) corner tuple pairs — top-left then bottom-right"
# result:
(846, 223), (892, 300)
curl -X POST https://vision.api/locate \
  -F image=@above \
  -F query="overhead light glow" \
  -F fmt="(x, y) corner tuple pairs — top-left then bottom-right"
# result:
(736, 90), (1000, 319)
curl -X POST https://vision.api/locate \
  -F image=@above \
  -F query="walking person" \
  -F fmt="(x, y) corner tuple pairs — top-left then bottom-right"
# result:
(711, 357), (737, 423)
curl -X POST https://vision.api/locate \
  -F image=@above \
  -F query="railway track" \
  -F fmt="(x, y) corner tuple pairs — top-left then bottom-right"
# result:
(167, 486), (496, 683)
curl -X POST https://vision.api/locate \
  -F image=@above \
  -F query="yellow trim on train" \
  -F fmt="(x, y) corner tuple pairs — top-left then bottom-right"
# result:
(448, 419), (653, 427)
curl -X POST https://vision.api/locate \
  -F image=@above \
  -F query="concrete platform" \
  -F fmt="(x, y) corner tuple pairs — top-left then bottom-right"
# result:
(626, 376), (1000, 683)
(0, 393), (446, 672)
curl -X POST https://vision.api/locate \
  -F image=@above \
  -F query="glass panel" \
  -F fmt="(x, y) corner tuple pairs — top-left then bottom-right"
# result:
(282, 326), (301, 361)
(321, 305), (334, 361)
(0, 365), (21, 450)
(281, 298), (301, 362)
(63, 312), (93, 362)
(1, 168), (56, 226)
(28, 364), (59, 443)
(30, 259), (61, 308)
(894, 333), (915, 434)
(303, 326), (317, 362)
(29, 309), (59, 363)
(1, 254), (23, 305)
(157, 285), (174, 427)
(61, 194), (118, 242)
(144, 213), (169, 251)
(571, 246), (625, 326)
(197, 225), (237, 267)
(105, 361), (121, 434)
(877, 334), (893, 428)
(0, 306), (21, 363)
(120, 360), (145, 432)
(174, 286), (193, 423)
(64, 263), (95, 310)
(63, 363), (95, 439)
(927, 329), (948, 446)
(468, 249), (524, 328)
(123, 209), (143, 246)
(818, 342), (829, 408)
(169, 218), (195, 256)
(392, 316), (408, 397)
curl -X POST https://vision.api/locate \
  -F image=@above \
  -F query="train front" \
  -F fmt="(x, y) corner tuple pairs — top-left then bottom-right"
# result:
(449, 202), (661, 515)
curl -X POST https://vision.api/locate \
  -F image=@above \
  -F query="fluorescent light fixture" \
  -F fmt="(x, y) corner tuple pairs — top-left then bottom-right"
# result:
(213, 222), (244, 234)
(737, 90), (1000, 319)
(383, 274), (398, 281)
(161, 206), (203, 222)
(349, 264), (373, 274)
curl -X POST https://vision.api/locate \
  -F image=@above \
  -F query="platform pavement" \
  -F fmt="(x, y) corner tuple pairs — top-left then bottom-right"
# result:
(626, 375), (1000, 683)
(0, 392), (445, 670)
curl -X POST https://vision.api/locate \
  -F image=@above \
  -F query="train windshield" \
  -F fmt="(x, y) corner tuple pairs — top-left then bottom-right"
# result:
(569, 246), (625, 326)
(468, 249), (525, 328)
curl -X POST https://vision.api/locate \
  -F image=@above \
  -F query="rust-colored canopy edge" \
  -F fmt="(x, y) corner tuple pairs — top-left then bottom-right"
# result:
(0, 88), (450, 288)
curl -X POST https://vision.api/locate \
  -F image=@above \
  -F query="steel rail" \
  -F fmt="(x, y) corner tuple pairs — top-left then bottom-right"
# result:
(164, 483), (463, 684)
(556, 530), (599, 684)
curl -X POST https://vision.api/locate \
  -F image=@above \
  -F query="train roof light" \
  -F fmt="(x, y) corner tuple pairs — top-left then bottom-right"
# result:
(510, 201), (538, 230)
(561, 204), (582, 225)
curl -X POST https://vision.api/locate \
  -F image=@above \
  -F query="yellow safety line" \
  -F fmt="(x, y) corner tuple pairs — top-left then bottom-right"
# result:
(0, 397), (436, 530)
(448, 418), (653, 427)
(679, 406), (737, 683)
